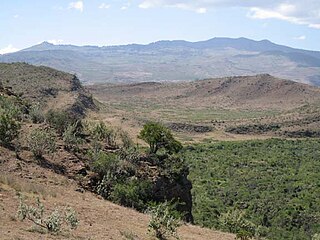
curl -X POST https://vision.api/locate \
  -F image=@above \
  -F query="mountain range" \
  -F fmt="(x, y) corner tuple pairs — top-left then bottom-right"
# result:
(1, 37), (320, 85)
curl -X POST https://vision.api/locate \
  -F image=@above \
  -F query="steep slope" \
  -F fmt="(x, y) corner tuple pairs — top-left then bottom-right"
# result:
(1, 37), (320, 85)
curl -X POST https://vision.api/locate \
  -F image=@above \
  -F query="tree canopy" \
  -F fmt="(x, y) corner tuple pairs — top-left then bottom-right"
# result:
(139, 122), (182, 154)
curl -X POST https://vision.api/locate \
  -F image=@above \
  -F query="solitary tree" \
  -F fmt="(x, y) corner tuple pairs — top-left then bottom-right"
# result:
(139, 122), (182, 154)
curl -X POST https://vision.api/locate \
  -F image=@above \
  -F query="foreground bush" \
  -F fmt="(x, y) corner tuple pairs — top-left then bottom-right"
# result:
(219, 209), (256, 240)
(17, 194), (79, 233)
(148, 201), (181, 240)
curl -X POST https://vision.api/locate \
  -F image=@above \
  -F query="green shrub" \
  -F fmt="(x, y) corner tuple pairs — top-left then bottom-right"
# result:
(29, 102), (45, 123)
(219, 209), (256, 240)
(63, 122), (83, 151)
(313, 233), (320, 240)
(118, 147), (142, 164)
(118, 129), (134, 149)
(28, 128), (56, 158)
(0, 112), (20, 147)
(147, 201), (181, 240)
(46, 209), (61, 232)
(65, 207), (79, 229)
(91, 151), (119, 177)
(90, 121), (117, 147)
(46, 109), (77, 135)
(110, 179), (152, 211)
(0, 96), (22, 147)
(0, 95), (23, 120)
(17, 194), (79, 233)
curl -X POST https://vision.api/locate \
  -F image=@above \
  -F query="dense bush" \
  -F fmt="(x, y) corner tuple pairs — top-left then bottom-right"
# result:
(226, 123), (280, 134)
(0, 95), (23, 120)
(110, 179), (153, 211)
(89, 123), (190, 219)
(181, 139), (320, 239)
(91, 151), (120, 177)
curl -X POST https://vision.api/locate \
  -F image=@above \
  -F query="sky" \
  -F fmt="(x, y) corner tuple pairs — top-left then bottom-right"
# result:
(1, 0), (320, 54)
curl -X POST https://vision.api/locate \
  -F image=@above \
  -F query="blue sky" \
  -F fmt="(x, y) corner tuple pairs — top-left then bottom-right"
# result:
(1, 0), (320, 54)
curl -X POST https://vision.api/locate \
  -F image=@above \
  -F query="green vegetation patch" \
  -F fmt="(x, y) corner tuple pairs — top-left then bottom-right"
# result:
(181, 138), (320, 239)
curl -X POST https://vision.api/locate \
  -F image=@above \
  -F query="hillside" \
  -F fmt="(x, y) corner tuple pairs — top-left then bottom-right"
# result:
(88, 74), (320, 110)
(0, 62), (95, 116)
(88, 74), (320, 141)
(1, 38), (320, 85)
(0, 63), (236, 239)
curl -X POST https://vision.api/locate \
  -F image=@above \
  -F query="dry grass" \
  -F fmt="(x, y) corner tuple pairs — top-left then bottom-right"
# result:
(0, 174), (56, 198)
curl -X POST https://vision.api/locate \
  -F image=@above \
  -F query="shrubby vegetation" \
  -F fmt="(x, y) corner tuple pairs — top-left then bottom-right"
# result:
(180, 138), (320, 239)
(17, 194), (79, 233)
(226, 123), (280, 134)
(0, 95), (22, 147)
(46, 109), (79, 135)
(139, 122), (182, 154)
(27, 128), (56, 158)
(29, 102), (45, 123)
(63, 121), (83, 151)
(147, 201), (181, 240)
(88, 121), (190, 220)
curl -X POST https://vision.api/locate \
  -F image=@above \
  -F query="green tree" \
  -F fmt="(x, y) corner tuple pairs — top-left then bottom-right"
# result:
(138, 122), (182, 154)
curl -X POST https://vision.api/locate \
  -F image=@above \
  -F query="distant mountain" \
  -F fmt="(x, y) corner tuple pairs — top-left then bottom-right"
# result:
(1, 37), (320, 85)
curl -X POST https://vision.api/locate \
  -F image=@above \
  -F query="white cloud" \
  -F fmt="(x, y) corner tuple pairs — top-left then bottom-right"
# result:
(0, 45), (20, 55)
(69, 1), (84, 12)
(139, 1), (208, 13)
(138, 1), (320, 27)
(294, 35), (306, 40)
(47, 39), (64, 45)
(121, 2), (131, 10)
(309, 23), (320, 29)
(196, 7), (207, 14)
(13, 14), (19, 18)
(99, 3), (111, 9)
